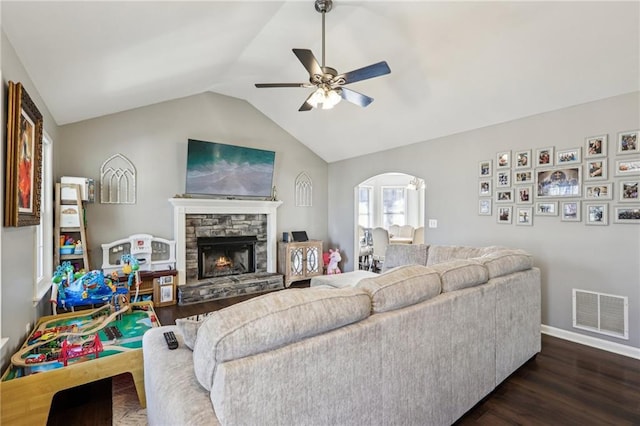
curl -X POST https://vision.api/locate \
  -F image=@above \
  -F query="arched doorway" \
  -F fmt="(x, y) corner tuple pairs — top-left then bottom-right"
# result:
(353, 172), (425, 271)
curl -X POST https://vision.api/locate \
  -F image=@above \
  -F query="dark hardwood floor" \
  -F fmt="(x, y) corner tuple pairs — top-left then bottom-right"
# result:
(48, 285), (640, 425)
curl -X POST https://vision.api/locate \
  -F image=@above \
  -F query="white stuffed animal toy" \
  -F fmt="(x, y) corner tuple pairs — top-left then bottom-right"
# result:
(327, 248), (342, 275)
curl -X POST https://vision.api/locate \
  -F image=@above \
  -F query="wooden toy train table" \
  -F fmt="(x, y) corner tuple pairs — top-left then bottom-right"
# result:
(1, 301), (160, 425)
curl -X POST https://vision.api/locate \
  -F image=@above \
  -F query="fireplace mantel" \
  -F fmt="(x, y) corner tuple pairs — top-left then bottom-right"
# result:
(169, 198), (283, 285)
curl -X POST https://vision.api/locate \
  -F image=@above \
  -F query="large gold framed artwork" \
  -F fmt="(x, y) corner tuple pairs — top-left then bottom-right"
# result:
(4, 81), (43, 227)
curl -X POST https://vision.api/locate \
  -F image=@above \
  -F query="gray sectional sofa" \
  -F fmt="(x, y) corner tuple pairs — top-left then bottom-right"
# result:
(143, 244), (541, 425)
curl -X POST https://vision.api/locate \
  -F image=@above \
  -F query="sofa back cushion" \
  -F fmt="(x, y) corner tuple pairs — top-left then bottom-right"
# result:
(475, 249), (534, 279)
(357, 264), (441, 313)
(192, 287), (371, 391)
(426, 245), (506, 266)
(382, 244), (429, 272)
(428, 259), (489, 292)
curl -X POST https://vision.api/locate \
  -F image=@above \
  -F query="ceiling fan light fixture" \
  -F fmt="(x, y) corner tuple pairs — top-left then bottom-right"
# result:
(308, 86), (342, 109)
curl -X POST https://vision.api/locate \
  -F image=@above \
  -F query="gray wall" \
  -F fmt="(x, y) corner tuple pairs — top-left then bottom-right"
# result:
(329, 92), (640, 349)
(57, 92), (329, 270)
(1, 31), (60, 367)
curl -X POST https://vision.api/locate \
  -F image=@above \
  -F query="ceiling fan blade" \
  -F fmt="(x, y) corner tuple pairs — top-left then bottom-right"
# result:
(293, 48), (323, 78)
(336, 61), (391, 85)
(340, 88), (374, 108)
(298, 92), (315, 112)
(255, 83), (309, 88)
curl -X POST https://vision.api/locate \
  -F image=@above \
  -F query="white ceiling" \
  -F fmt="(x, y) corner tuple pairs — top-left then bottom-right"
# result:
(2, 1), (639, 163)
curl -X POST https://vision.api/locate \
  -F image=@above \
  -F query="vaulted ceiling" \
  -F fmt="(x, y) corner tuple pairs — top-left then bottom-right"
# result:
(2, 1), (638, 162)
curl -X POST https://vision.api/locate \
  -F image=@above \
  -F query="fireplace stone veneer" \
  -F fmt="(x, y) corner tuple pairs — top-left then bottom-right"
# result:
(170, 198), (284, 302)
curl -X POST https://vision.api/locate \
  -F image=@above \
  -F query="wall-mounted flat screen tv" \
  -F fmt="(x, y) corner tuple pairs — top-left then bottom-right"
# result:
(185, 139), (276, 198)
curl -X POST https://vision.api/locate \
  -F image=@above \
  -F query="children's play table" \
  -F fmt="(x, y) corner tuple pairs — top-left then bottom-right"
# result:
(1, 301), (160, 425)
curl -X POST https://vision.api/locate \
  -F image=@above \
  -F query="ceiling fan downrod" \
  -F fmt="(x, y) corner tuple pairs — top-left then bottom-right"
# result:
(315, 0), (333, 68)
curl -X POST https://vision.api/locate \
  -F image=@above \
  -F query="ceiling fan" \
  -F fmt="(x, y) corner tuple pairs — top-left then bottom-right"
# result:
(255, 0), (391, 111)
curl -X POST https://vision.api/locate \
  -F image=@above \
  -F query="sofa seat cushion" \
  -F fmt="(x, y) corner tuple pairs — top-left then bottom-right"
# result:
(428, 259), (489, 292)
(356, 264), (441, 313)
(474, 249), (534, 279)
(193, 287), (371, 391)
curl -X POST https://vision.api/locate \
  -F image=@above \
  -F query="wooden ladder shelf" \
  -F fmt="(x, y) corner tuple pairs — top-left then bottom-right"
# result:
(54, 183), (90, 271)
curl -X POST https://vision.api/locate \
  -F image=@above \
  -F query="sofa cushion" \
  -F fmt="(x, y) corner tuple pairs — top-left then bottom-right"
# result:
(356, 264), (441, 313)
(382, 244), (429, 272)
(192, 287), (371, 391)
(426, 245), (506, 266)
(428, 259), (489, 292)
(475, 249), (534, 279)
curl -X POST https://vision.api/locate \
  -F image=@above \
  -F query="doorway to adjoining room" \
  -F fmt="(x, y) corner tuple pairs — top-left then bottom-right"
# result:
(354, 173), (425, 272)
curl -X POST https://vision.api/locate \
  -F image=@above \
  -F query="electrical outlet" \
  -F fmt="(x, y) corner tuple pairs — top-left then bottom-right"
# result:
(428, 219), (438, 228)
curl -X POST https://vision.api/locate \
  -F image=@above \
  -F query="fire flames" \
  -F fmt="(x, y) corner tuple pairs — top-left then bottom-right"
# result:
(215, 256), (232, 269)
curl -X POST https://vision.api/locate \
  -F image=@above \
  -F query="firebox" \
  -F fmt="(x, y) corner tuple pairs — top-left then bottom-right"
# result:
(197, 236), (257, 280)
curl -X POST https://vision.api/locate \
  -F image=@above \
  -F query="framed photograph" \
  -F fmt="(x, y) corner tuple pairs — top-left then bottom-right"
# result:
(479, 179), (492, 197)
(556, 147), (581, 165)
(516, 207), (533, 226)
(536, 201), (558, 216)
(619, 180), (639, 202)
(613, 206), (640, 224)
(496, 170), (510, 188)
(496, 206), (512, 224)
(536, 147), (554, 167)
(514, 150), (532, 169)
(479, 160), (493, 177)
(614, 158), (640, 176)
(516, 186), (533, 204)
(496, 189), (514, 203)
(561, 201), (581, 222)
(617, 130), (639, 155)
(3, 81), (43, 227)
(479, 199), (492, 216)
(585, 203), (608, 225)
(585, 159), (608, 181)
(585, 134), (607, 158)
(496, 151), (511, 169)
(513, 170), (533, 184)
(536, 167), (581, 198)
(584, 183), (612, 200)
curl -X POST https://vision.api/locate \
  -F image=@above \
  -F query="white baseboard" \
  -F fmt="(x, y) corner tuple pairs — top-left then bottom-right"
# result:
(541, 324), (640, 360)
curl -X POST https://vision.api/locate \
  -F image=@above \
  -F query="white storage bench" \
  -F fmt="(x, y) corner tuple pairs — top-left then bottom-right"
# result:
(310, 270), (378, 288)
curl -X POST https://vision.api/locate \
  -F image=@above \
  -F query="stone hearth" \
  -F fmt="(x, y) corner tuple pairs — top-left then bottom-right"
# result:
(178, 272), (283, 305)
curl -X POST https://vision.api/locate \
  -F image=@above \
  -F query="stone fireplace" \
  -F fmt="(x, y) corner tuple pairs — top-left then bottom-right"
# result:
(170, 198), (283, 304)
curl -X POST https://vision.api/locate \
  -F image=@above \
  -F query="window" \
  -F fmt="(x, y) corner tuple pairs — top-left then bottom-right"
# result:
(358, 186), (373, 228)
(382, 186), (406, 228)
(35, 132), (53, 302)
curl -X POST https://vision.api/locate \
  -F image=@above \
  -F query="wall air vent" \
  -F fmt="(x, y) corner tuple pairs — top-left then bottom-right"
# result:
(573, 289), (628, 339)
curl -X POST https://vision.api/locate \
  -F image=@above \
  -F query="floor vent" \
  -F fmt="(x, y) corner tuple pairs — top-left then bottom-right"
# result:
(573, 289), (628, 339)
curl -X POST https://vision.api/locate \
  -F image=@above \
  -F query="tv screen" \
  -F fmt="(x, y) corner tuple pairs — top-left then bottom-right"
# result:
(185, 139), (276, 198)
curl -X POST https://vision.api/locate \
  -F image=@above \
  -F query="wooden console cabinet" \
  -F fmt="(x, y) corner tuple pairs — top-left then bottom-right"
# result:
(278, 240), (323, 287)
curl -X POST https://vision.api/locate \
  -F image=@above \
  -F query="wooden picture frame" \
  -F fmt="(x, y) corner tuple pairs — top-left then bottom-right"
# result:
(516, 207), (533, 226)
(585, 159), (608, 181)
(479, 179), (492, 197)
(556, 147), (581, 165)
(536, 147), (554, 167)
(614, 158), (640, 176)
(516, 186), (533, 204)
(478, 199), (492, 216)
(585, 203), (608, 225)
(613, 206), (640, 224)
(496, 151), (511, 169)
(616, 130), (639, 155)
(619, 180), (639, 203)
(479, 160), (493, 178)
(496, 206), (512, 224)
(585, 134), (607, 158)
(536, 167), (581, 198)
(514, 150), (532, 169)
(513, 170), (533, 185)
(584, 183), (612, 200)
(496, 189), (514, 203)
(4, 81), (43, 227)
(536, 201), (558, 216)
(561, 201), (581, 222)
(496, 170), (510, 188)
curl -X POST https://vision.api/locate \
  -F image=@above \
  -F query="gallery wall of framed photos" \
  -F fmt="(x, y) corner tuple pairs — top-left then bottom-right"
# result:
(478, 129), (639, 226)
